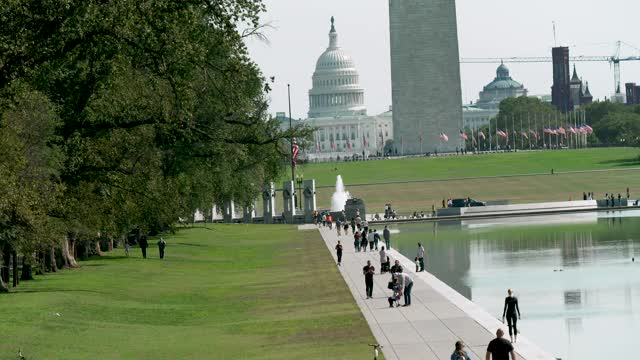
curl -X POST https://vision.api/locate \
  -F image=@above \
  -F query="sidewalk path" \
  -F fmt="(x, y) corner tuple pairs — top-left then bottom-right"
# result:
(306, 225), (557, 360)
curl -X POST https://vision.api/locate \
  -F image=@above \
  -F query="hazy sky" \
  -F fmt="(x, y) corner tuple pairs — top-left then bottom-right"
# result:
(247, 0), (640, 119)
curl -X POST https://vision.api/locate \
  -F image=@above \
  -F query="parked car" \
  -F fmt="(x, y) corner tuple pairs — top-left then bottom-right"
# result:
(451, 198), (486, 207)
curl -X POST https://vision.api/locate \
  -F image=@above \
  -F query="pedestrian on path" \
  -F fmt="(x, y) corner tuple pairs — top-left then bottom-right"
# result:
(373, 229), (380, 250)
(379, 246), (387, 273)
(361, 230), (369, 251)
(363, 260), (375, 299)
(451, 340), (471, 360)
(354, 230), (362, 252)
(335, 241), (343, 266)
(157, 237), (166, 259)
(383, 226), (391, 249)
(343, 221), (350, 235)
(350, 218), (356, 233)
(392, 272), (413, 306)
(124, 239), (130, 257)
(390, 260), (403, 274)
(417, 243), (425, 272)
(336, 218), (342, 236)
(502, 289), (521, 343)
(485, 329), (516, 360)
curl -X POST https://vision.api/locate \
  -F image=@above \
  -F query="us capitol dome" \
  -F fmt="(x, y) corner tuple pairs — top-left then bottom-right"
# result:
(308, 16), (366, 118)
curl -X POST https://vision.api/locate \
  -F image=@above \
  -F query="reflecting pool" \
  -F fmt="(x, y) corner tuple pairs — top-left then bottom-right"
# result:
(392, 210), (640, 360)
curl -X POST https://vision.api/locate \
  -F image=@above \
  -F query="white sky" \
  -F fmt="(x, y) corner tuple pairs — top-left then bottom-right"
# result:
(247, 0), (640, 119)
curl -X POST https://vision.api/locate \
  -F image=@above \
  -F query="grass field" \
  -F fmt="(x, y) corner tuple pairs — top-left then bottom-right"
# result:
(287, 148), (640, 215)
(0, 226), (378, 360)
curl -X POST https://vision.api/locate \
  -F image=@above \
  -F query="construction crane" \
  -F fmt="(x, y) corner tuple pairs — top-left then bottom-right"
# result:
(461, 41), (640, 98)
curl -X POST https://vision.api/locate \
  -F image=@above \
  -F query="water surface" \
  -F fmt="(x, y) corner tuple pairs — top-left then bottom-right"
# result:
(393, 210), (640, 360)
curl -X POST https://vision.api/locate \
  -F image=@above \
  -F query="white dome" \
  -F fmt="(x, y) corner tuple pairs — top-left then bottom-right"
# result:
(308, 17), (366, 118)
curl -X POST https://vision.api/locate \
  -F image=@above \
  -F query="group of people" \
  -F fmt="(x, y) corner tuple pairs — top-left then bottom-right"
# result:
(334, 225), (524, 360)
(124, 236), (167, 259)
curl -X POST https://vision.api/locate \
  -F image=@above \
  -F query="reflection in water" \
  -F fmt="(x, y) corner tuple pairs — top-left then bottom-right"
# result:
(393, 211), (640, 360)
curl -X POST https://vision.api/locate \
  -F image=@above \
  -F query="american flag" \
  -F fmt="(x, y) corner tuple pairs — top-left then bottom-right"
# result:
(472, 135), (477, 145)
(346, 139), (351, 152)
(584, 124), (593, 134)
(331, 140), (336, 151)
(292, 139), (300, 168)
(497, 129), (507, 138)
(568, 126), (577, 134)
(529, 129), (538, 139)
(439, 132), (449, 142)
(363, 136), (368, 147)
(521, 131), (528, 139)
(557, 127), (566, 136)
(478, 130), (486, 140)
(543, 128), (554, 135)
(459, 131), (468, 140)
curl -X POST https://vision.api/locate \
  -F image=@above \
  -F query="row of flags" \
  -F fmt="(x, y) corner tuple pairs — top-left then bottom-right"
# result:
(312, 135), (372, 154)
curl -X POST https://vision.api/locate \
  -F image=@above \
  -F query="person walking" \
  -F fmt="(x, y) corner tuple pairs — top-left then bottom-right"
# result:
(335, 241), (343, 266)
(485, 329), (516, 360)
(350, 218), (356, 234)
(502, 289), (521, 343)
(417, 242), (425, 272)
(383, 226), (391, 249)
(361, 230), (369, 252)
(336, 218), (342, 236)
(379, 246), (387, 274)
(451, 340), (471, 360)
(369, 231), (375, 251)
(363, 260), (375, 299)
(354, 230), (362, 252)
(139, 235), (148, 259)
(392, 272), (413, 306)
(124, 239), (131, 257)
(157, 237), (166, 259)
(373, 229), (380, 250)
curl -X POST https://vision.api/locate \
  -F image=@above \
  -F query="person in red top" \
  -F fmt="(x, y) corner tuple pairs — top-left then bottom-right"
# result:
(326, 214), (333, 229)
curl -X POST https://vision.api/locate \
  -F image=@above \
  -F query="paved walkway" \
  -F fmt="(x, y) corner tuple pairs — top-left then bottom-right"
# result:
(305, 225), (557, 360)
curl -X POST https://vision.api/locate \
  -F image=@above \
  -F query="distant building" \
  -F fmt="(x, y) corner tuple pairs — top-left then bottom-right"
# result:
(279, 17), (393, 159)
(569, 65), (593, 108)
(551, 46), (572, 112)
(625, 82), (640, 105)
(476, 62), (528, 110)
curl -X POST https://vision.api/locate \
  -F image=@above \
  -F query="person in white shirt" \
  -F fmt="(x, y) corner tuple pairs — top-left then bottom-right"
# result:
(392, 272), (414, 306)
(417, 243), (425, 272)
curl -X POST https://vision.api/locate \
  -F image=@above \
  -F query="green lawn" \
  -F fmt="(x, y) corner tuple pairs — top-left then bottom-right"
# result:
(0, 225), (378, 360)
(283, 148), (640, 215)
(296, 148), (640, 187)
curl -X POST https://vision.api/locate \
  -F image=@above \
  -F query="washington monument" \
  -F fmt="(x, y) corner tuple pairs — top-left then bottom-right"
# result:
(389, 0), (463, 154)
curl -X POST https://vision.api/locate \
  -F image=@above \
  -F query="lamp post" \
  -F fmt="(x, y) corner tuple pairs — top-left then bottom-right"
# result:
(296, 173), (304, 210)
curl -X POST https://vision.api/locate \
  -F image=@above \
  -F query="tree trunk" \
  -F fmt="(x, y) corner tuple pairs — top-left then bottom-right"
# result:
(36, 251), (45, 275)
(94, 241), (103, 256)
(50, 247), (57, 272)
(0, 276), (8, 293)
(62, 234), (79, 268)
(1, 243), (10, 283)
(108, 238), (114, 252)
(20, 264), (33, 281)
(12, 251), (18, 287)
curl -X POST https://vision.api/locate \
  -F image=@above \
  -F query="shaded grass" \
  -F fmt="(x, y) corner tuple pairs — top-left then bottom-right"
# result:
(0, 225), (378, 360)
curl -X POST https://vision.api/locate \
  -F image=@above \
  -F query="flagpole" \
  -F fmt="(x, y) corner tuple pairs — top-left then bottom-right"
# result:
(527, 113), (531, 150)
(288, 84), (295, 182)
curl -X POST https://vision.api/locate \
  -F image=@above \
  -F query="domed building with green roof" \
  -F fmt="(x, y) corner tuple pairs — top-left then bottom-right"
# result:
(476, 62), (528, 109)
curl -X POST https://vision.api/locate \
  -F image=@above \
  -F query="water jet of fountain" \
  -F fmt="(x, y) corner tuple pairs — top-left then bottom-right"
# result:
(331, 175), (351, 211)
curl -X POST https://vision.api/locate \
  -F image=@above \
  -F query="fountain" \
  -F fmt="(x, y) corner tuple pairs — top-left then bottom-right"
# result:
(330, 175), (351, 211)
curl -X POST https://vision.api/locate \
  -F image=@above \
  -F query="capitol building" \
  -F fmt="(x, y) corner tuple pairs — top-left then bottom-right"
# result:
(280, 18), (529, 156)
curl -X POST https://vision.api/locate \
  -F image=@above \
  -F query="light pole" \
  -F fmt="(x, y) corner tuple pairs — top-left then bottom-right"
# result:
(296, 173), (304, 210)
(288, 84), (295, 183)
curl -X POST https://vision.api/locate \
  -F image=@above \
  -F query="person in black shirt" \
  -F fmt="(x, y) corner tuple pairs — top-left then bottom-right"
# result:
(335, 241), (343, 266)
(502, 289), (521, 343)
(138, 235), (148, 259)
(390, 260), (403, 274)
(486, 328), (516, 360)
(362, 260), (375, 299)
